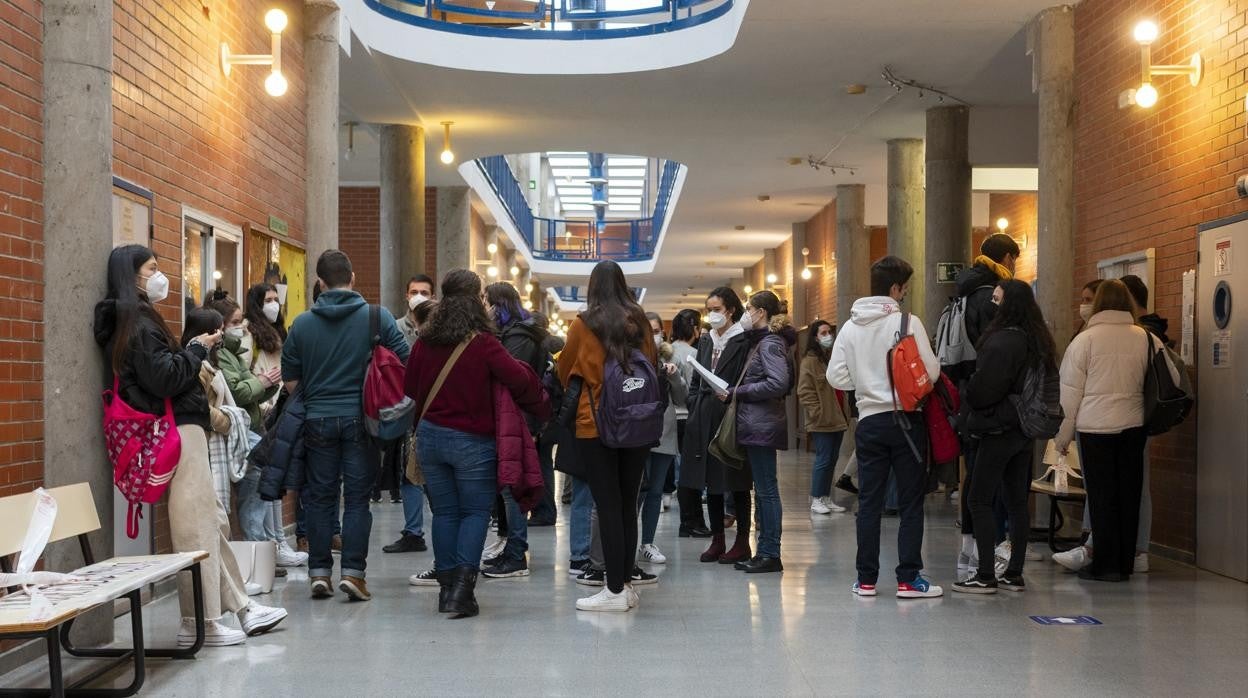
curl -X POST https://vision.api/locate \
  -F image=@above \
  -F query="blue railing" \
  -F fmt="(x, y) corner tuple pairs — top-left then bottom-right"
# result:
(476, 155), (680, 263)
(365, 0), (734, 39)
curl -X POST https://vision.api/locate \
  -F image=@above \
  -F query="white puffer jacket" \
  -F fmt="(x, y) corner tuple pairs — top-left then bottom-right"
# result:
(1055, 310), (1158, 450)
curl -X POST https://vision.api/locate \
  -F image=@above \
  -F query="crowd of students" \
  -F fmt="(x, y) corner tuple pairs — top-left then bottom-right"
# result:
(90, 235), (1180, 641)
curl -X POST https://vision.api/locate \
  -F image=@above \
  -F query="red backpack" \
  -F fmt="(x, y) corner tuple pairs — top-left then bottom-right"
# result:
(363, 305), (415, 442)
(102, 378), (182, 539)
(888, 311), (935, 412)
(924, 373), (962, 464)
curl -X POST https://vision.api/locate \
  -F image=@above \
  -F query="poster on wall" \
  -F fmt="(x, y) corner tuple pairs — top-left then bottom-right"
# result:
(1181, 269), (1196, 365)
(1214, 237), (1232, 277)
(245, 223), (307, 322)
(111, 179), (152, 248)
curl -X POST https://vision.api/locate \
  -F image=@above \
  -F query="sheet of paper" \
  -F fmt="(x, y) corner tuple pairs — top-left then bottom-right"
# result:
(1181, 269), (1195, 365)
(686, 355), (729, 393)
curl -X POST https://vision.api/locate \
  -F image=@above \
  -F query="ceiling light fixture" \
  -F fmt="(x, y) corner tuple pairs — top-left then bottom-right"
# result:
(1120, 20), (1201, 110)
(220, 8), (288, 97)
(440, 121), (455, 164)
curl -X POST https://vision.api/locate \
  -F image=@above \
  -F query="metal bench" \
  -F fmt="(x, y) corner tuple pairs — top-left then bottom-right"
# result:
(1029, 478), (1088, 553)
(0, 483), (207, 697)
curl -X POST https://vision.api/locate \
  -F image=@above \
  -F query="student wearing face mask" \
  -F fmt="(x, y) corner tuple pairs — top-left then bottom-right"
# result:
(679, 287), (754, 564)
(798, 320), (850, 515)
(1074, 279), (1103, 337)
(94, 245), (287, 647)
(398, 274), (437, 349)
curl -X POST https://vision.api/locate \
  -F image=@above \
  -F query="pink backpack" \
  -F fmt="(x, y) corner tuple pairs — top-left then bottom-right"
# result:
(102, 378), (182, 538)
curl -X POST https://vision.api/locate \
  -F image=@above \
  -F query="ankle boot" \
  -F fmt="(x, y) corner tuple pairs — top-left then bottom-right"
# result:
(446, 565), (479, 619)
(436, 570), (455, 613)
(700, 534), (726, 563)
(718, 534), (752, 564)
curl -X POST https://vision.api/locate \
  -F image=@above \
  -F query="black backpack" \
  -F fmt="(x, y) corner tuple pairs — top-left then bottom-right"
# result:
(1143, 332), (1193, 436)
(1008, 361), (1064, 440)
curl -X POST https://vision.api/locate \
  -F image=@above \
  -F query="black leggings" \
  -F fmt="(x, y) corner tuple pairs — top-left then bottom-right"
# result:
(968, 432), (1033, 579)
(578, 438), (648, 593)
(708, 491), (752, 537)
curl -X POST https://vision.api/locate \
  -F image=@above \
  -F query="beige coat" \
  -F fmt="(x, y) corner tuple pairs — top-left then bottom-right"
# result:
(797, 354), (848, 433)
(198, 362), (234, 435)
(1056, 310), (1174, 450)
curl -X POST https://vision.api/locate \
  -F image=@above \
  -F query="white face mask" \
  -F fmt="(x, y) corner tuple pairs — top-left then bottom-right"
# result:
(142, 271), (169, 304)
(263, 301), (281, 323)
(706, 311), (727, 329)
(739, 310), (758, 333)
(653, 333), (663, 348)
(408, 293), (430, 311)
(225, 326), (245, 339)
(818, 334), (834, 349)
(1079, 303), (1093, 322)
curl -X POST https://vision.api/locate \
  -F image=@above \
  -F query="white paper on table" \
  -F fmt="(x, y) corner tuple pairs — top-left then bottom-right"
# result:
(1040, 440), (1082, 494)
(686, 355), (730, 394)
(16, 489), (57, 621)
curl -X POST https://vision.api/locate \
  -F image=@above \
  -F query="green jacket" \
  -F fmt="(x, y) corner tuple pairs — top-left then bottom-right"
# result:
(218, 334), (279, 433)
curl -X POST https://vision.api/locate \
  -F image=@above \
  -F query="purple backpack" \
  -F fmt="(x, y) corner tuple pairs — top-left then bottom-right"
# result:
(588, 349), (665, 449)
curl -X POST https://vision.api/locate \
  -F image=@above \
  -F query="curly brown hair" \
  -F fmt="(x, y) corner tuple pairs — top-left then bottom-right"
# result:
(419, 269), (495, 346)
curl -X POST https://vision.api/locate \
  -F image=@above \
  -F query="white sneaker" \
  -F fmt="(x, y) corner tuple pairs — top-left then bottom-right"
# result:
(244, 582), (264, 596)
(276, 541), (308, 567)
(810, 497), (832, 515)
(625, 584), (640, 609)
(994, 541), (1012, 577)
(956, 535), (979, 581)
(481, 535), (507, 563)
(1134, 552), (1149, 573)
(1052, 545), (1092, 571)
(820, 496), (847, 513)
(661, 493), (672, 512)
(639, 544), (667, 565)
(236, 602), (287, 636)
(177, 618), (246, 648)
(576, 587), (631, 612)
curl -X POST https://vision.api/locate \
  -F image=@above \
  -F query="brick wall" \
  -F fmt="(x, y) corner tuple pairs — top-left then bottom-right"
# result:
(987, 193), (1038, 282)
(1073, 0), (1248, 557)
(802, 201), (836, 323)
(340, 186), (380, 303)
(112, 0), (308, 550)
(0, 0), (43, 497)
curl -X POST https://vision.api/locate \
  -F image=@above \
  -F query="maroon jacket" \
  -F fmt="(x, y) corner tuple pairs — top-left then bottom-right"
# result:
(493, 381), (545, 511)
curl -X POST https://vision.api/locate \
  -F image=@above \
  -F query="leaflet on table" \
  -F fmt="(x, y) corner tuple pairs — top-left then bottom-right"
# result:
(686, 355), (730, 393)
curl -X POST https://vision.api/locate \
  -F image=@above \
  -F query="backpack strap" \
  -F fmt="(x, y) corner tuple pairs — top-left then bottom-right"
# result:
(369, 304), (381, 348)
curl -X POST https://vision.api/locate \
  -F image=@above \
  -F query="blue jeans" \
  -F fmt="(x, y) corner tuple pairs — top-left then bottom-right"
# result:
(296, 491), (340, 538)
(748, 446), (782, 558)
(810, 431), (846, 498)
(500, 487), (528, 561)
(639, 453), (674, 545)
(417, 420), (498, 572)
(401, 479), (426, 537)
(304, 416), (378, 579)
(236, 464), (268, 541)
(570, 476), (594, 563)
(855, 413), (928, 585)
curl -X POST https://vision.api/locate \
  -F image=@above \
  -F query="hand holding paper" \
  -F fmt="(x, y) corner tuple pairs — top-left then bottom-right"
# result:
(686, 355), (729, 394)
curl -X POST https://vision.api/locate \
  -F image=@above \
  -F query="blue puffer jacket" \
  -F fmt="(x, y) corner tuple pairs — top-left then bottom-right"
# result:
(731, 330), (793, 450)
(255, 390), (307, 501)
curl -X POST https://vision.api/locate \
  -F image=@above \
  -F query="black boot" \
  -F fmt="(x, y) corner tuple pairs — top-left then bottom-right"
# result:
(436, 570), (455, 613)
(446, 565), (480, 619)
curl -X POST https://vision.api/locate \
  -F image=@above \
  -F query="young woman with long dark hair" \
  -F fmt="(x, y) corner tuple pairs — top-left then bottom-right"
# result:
(797, 320), (850, 515)
(679, 287), (754, 565)
(559, 261), (660, 612)
(954, 280), (1057, 593)
(94, 245), (286, 647)
(404, 270), (549, 618)
(724, 291), (793, 573)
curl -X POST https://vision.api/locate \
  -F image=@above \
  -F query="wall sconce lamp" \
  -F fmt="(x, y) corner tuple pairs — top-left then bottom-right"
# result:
(800, 247), (825, 281)
(440, 122), (456, 165)
(221, 9), (288, 97)
(343, 122), (357, 162)
(743, 284), (753, 295)
(996, 217), (1009, 232)
(1119, 21), (1201, 109)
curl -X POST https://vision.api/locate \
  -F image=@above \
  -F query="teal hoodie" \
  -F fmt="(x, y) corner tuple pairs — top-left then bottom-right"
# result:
(281, 289), (410, 419)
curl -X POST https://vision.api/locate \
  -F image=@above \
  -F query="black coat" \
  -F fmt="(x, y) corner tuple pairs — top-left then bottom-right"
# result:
(962, 328), (1028, 436)
(499, 318), (548, 434)
(955, 263), (1002, 348)
(255, 390), (307, 501)
(679, 331), (753, 494)
(93, 299), (210, 429)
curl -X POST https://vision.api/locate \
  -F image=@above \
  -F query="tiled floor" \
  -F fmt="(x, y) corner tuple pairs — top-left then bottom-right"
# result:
(5, 450), (1248, 696)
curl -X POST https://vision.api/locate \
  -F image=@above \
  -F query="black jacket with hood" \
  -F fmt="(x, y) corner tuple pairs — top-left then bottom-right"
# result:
(954, 262), (1004, 349)
(961, 327), (1028, 437)
(499, 317), (548, 434)
(93, 299), (211, 429)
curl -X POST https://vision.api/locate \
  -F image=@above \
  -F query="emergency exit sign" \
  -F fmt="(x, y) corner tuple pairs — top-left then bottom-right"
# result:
(269, 215), (289, 236)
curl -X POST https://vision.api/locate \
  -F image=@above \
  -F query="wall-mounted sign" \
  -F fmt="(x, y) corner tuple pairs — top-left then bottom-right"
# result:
(528, 179), (537, 190)
(936, 262), (965, 283)
(1215, 237), (1232, 277)
(268, 215), (289, 236)
(1213, 329), (1232, 368)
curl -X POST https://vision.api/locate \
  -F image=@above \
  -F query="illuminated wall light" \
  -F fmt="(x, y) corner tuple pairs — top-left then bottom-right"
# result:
(487, 242), (498, 255)
(766, 273), (778, 285)
(743, 285), (753, 295)
(509, 266), (520, 277)
(996, 217), (1009, 232)
(221, 8), (288, 97)
(440, 121), (455, 165)
(486, 266), (499, 278)
(799, 246), (824, 282)
(1120, 20), (1201, 110)
(801, 267), (813, 280)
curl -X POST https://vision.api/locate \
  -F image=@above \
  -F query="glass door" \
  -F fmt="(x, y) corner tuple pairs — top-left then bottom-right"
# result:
(182, 213), (244, 316)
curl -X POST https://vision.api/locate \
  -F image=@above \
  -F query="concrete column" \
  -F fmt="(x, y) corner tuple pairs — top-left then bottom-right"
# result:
(888, 138), (925, 315)
(304, 0), (339, 296)
(1030, 5), (1076, 350)
(436, 186), (473, 277)
(789, 222), (808, 327)
(41, 0), (114, 647)
(924, 106), (973, 328)
(380, 124), (426, 316)
(835, 184), (869, 328)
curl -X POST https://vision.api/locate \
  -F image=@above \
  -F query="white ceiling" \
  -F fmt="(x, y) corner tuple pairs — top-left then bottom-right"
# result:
(338, 0), (1051, 315)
